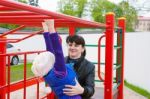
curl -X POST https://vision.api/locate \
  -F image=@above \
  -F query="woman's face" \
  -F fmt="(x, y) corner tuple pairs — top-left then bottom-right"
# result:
(67, 42), (84, 59)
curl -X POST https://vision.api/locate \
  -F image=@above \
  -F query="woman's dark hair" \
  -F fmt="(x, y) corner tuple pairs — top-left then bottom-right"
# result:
(66, 35), (86, 57)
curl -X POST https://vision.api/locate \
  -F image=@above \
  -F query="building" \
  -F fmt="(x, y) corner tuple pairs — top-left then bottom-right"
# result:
(135, 16), (150, 32)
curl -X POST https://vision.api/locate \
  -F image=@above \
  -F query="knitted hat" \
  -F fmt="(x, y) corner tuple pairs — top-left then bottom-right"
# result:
(31, 51), (55, 77)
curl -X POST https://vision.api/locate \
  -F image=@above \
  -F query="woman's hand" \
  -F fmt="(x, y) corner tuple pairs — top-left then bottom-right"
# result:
(63, 78), (84, 96)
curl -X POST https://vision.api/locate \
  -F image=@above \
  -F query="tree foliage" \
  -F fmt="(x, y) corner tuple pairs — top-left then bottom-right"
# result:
(90, 0), (137, 31)
(15, 0), (28, 3)
(58, 0), (138, 32)
(118, 1), (137, 31)
(90, 0), (123, 23)
(58, 0), (88, 18)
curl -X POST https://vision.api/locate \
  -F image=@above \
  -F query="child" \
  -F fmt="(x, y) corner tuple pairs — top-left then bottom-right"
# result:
(31, 20), (81, 99)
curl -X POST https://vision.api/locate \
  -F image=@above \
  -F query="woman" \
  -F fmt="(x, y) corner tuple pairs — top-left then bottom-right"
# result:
(63, 35), (95, 99)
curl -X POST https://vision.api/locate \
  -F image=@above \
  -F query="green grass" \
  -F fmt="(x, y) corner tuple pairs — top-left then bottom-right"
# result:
(6, 63), (34, 82)
(125, 80), (150, 99)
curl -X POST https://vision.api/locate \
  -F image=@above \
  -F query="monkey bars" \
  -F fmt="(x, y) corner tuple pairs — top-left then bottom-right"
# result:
(0, 0), (125, 99)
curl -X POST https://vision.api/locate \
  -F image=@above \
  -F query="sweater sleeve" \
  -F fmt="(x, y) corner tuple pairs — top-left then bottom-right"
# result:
(49, 33), (66, 77)
(43, 32), (66, 78)
(43, 32), (54, 54)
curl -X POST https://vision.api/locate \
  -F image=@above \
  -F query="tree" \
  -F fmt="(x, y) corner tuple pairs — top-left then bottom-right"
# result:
(15, 0), (28, 3)
(90, 0), (137, 31)
(118, 1), (137, 31)
(57, 0), (88, 18)
(90, 0), (123, 23)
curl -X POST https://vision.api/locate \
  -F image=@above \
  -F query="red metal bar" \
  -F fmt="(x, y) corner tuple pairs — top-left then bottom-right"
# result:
(47, 92), (55, 99)
(0, 11), (39, 16)
(0, 30), (43, 43)
(0, 0), (107, 28)
(0, 25), (25, 37)
(0, 6), (18, 11)
(98, 35), (105, 81)
(117, 17), (126, 99)
(0, 77), (44, 93)
(0, 37), (6, 99)
(23, 54), (27, 99)
(37, 80), (39, 99)
(12, 30), (43, 43)
(69, 27), (76, 36)
(0, 50), (46, 56)
(0, 15), (52, 19)
(104, 12), (115, 99)
(7, 56), (11, 99)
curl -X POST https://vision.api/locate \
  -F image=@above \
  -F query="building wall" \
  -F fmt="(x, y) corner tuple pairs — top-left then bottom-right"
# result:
(135, 17), (150, 31)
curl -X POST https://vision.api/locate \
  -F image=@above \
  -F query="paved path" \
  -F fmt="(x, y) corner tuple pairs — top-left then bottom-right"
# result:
(9, 83), (147, 99)
(92, 86), (147, 99)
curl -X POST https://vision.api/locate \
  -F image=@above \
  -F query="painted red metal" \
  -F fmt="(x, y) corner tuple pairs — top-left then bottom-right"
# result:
(7, 56), (11, 99)
(0, 25), (25, 37)
(0, 37), (6, 99)
(98, 35), (105, 81)
(69, 27), (76, 36)
(117, 18), (126, 99)
(104, 12), (115, 99)
(0, 1), (125, 99)
(0, 30), (43, 43)
(0, 0), (107, 28)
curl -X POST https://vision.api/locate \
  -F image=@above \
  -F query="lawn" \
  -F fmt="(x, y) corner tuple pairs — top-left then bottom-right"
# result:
(6, 63), (34, 82)
(124, 80), (150, 99)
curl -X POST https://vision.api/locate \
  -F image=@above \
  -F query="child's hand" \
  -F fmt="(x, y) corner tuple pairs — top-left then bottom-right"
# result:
(45, 19), (56, 33)
(42, 22), (49, 32)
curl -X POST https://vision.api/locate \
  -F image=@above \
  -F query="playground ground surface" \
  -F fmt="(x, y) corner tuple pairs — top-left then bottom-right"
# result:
(8, 82), (147, 99)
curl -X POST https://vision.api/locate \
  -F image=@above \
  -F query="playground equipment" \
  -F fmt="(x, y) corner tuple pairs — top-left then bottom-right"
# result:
(0, 1), (125, 99)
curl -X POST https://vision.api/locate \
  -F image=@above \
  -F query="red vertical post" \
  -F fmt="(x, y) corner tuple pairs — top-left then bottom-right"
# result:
(0, 37), (6, 99)
(117, 17), (126, 99)
(104, 12), (115, 99)
(69, 27), (76, 36)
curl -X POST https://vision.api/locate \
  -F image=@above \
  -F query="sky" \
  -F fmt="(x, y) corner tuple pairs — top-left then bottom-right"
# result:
(39, 0), (58, 11)
(38, 0), (150, 17)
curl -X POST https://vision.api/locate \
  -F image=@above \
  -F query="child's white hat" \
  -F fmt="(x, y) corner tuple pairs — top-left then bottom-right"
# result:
(31, 51), (55, 77)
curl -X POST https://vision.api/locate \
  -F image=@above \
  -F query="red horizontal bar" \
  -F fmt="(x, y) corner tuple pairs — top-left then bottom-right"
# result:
(0, 11), (39, 16)
(0, 0), (107, 28)
(0, 5), (18, 11)
(0, 15), (52, 19)
(1, 21), (101, 28)
(0, 77), (44, 93)
(13, 32), (42, 35)
(0, 25), (25, 37)
(0, 50), (46, 56)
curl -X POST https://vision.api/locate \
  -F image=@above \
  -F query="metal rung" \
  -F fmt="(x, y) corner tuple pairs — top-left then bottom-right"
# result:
(92, 62), (105, 65)
(85, 44), (122, 50)
(114, 45), (122, 49)
(113, 65), (121, 70)
(85, 44), (105, 47)
(95, 79), (103, 82)
(113, 83), (121, 90)
(92, 62), (117, 66)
